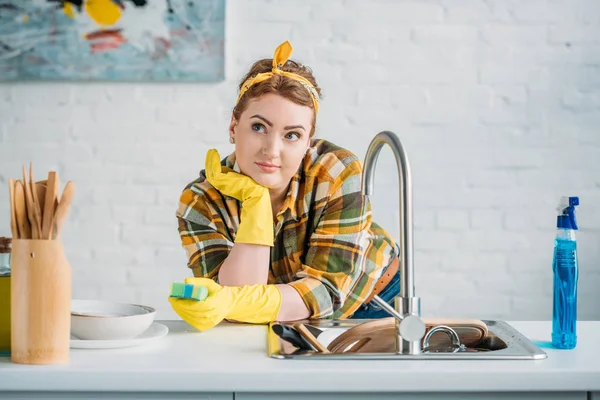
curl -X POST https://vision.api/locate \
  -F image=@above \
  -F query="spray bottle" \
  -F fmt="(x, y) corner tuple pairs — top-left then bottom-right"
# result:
(552, 196), (580, 349)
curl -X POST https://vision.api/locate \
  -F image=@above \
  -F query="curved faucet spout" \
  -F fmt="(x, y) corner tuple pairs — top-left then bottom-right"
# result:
(361, 131), (423, 355)
(361, 131), (415, 299)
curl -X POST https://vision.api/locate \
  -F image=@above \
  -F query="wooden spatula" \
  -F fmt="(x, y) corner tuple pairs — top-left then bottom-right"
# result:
(22, 165), (39, 239)
(52, 181), (75, 239)
(41, 172), (59, 240)
(293, 323), (330, 353)
(36, 182), (46, 223)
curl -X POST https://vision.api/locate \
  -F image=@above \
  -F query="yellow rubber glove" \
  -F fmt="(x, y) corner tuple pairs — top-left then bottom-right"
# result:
(168, 277), (282, 332)
(204, 149), (274, 246)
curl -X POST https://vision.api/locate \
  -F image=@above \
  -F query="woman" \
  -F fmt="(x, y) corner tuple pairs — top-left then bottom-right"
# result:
(169, 41), (400, 332)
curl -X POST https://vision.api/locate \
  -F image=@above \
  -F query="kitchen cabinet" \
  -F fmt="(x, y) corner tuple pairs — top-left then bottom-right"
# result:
(236, 393), (586, 400)
(0, 393), (232, 399)
(1, 320), (599, 398)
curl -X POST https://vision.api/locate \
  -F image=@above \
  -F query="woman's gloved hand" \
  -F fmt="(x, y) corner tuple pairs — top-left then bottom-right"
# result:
(168, 277), (282, 332)
(205, 149), (274, 246)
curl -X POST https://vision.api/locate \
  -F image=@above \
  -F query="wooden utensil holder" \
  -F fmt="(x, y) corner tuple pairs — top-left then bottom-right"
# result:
(10, 239), (71, 365)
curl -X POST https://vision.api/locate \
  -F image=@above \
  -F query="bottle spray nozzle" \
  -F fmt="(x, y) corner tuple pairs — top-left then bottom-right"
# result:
(569, 197), (580, 207)
(557, 196), (579, 230)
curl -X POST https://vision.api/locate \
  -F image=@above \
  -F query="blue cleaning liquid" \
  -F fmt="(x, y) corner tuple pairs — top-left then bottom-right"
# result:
(551, 237), (578, 349)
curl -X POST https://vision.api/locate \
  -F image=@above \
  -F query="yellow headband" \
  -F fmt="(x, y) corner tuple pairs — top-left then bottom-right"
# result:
(235, 41), (320, 114)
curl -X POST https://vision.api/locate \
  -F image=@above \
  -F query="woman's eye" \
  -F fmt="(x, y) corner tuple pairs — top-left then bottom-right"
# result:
(252, 123), (266, 133)
(285, 132), (300, 141)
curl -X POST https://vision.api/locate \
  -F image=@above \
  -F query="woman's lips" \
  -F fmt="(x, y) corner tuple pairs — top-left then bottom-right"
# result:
(255, 162), (280, 173)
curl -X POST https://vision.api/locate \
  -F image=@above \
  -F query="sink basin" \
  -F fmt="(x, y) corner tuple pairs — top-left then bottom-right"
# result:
(268, 319), (547, 360)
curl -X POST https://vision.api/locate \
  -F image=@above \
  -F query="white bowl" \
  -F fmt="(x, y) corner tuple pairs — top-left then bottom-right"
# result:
(71, 299), (156, 340)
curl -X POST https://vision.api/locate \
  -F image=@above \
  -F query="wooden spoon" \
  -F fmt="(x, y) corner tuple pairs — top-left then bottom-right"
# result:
(8, 179), (18, 238)
(13, 180), (31, 240)
(52, 181), (75, 239)
(29, 163), (43, 239)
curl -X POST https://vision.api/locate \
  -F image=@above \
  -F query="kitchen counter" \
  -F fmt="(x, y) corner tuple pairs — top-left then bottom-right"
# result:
(0, 320), (599, 400)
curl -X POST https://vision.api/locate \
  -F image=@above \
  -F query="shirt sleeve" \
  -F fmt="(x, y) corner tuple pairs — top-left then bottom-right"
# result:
(176, 182), (234, 280)
(287, 160), (396, 319)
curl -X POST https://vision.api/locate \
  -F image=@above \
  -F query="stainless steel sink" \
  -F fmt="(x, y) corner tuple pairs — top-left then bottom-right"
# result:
(267, 132), (548, 361)
(268, 319), (547, 360)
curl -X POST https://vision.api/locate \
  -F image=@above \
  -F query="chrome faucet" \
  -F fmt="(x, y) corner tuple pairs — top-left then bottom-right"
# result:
(361, 131), (426, 355)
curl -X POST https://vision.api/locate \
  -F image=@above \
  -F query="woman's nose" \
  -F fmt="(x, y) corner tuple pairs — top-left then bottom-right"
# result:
(262, 135), (280, 158)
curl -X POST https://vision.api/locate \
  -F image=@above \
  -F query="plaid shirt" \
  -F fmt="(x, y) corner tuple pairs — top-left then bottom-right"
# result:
(177, 139), (399, 319)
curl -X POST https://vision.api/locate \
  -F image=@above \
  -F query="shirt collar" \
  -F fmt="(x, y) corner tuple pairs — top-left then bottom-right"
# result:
(279, 171), (301, 221)
(225, 152), (242, 173)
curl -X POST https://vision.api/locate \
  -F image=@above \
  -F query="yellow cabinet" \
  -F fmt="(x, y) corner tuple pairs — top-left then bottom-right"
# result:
(0, 275), (9, 353)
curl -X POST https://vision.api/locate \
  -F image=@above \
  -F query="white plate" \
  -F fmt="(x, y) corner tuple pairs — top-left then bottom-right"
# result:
(70, 323), (169, 349)
(315, 328), (347, 348)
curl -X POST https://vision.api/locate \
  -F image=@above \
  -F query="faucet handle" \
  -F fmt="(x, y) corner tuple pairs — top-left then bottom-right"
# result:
(399, 314), (426, 342)
(370, 294), (426, 352)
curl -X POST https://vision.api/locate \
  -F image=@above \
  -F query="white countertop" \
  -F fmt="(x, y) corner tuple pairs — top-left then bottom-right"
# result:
(0, 320), (599, 393)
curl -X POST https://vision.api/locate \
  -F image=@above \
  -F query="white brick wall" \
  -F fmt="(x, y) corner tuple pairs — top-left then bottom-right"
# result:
(1, 0), (599, 322)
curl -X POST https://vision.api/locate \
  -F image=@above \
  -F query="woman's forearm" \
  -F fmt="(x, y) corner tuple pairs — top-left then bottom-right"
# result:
(218, 243), (270, 286)
(275, 284), (311, 321)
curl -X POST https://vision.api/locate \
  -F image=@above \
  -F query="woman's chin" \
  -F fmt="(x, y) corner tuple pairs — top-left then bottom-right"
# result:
(251, 174), (281, 189)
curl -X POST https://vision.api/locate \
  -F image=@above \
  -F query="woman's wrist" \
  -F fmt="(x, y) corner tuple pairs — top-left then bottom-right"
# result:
(217, 242), (270, 286)
(234, 192), (274, 246)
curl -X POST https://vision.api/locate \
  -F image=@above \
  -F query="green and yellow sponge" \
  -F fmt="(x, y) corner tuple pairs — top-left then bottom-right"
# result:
(170, 282), (209, 301)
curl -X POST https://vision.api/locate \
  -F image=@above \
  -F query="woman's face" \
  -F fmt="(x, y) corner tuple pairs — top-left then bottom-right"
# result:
(230, 93), (313, 193)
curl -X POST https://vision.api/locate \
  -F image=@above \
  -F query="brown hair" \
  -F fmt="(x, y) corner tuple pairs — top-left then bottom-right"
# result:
(233, 58), (322, 137)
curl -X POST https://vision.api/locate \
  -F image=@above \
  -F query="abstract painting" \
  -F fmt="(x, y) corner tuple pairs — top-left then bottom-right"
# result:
(0, 0), (225, 81)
